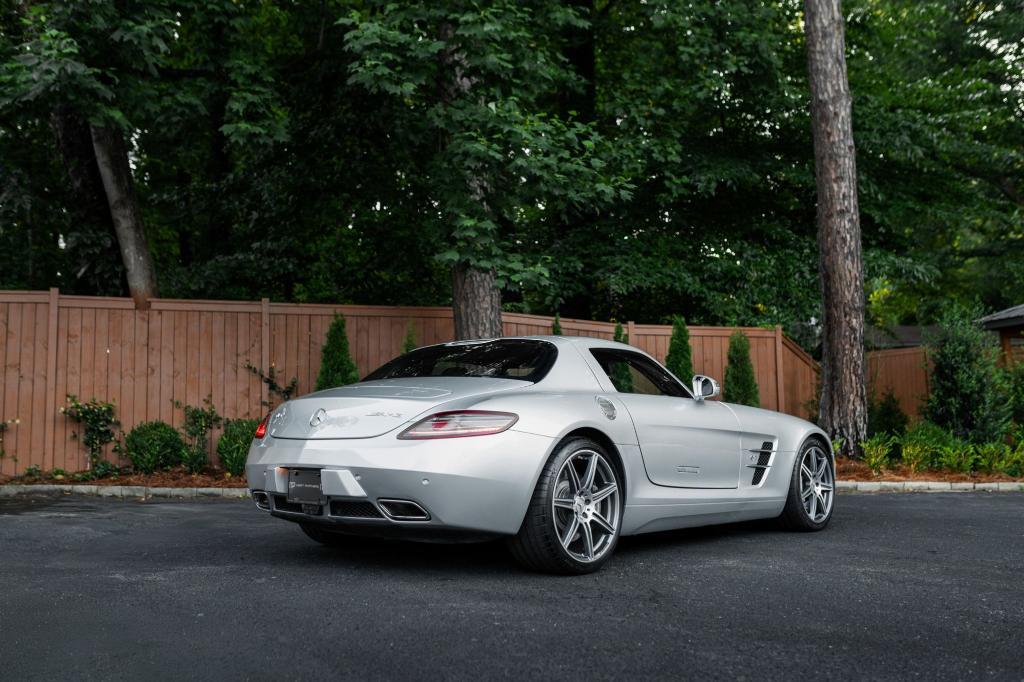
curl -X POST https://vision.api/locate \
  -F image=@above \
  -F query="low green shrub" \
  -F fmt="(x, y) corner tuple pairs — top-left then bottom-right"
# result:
(217, 419), (259, 477)
(176, 398), (222, 474)
(936, 439), (977, 473)
(861, 434), (893, 474)
(868, 388), (908, 437)
(124, 421), (184, 474)
(899, 421), (958, 472)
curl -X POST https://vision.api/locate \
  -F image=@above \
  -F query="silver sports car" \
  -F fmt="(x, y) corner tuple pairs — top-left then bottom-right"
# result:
(247, 336), (834, 574)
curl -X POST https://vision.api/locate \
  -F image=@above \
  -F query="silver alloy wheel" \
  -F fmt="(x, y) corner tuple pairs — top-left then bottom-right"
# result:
(799, 445), (834, 523)
(551, 449), (620, 563)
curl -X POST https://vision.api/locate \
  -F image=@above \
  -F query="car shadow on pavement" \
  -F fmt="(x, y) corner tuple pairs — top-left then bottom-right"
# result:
(257, 518), (785, 576)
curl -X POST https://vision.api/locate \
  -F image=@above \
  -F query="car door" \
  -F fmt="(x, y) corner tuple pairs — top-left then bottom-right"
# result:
(589, 349), (743, 489)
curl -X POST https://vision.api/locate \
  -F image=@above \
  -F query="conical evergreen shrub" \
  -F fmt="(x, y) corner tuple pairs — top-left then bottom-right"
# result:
(316, 315), (359, 390)
(665, 315), (694, 382)
(724, 331), (760, 407)
(551, 313), (563, 335)
(402, 322), (418, 354)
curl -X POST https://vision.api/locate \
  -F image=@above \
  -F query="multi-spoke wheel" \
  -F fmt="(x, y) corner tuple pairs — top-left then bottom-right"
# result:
(551, 449), (621, 563)
(779, 439), (835, 531)
(508, 437), (623, 574)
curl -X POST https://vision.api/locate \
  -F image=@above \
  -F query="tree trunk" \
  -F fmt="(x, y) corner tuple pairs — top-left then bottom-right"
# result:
(89, 124), (159, 308)
(804, 0), (867, 457)
(452, 264), (503, 340)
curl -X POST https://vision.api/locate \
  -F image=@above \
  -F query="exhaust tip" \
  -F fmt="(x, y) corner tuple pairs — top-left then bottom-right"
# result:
(377, 499), (430, 521)
(252, 491), (271, 511)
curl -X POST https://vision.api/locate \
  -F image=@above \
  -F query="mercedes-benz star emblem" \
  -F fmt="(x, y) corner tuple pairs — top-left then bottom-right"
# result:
(309, 408), (327, 427)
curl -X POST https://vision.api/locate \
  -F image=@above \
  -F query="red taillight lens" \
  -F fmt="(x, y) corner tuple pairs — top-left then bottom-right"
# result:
(254, 413), (270, 440)
(397, 411), (518, 440)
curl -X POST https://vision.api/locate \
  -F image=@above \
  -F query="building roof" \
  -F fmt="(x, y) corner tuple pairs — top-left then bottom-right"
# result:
(865, 325), (938, 349)
(979, 304), (1024, 330)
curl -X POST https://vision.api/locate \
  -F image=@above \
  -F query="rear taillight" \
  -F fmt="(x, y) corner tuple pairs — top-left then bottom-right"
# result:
(397, 411), (518, 439)
(254, 413), (270, 440)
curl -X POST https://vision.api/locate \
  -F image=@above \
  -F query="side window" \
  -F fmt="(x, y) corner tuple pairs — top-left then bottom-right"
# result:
(589, 349), (690, 398)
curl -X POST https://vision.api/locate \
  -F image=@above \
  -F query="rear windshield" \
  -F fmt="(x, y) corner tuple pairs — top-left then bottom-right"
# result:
(364, 340), (557, 383)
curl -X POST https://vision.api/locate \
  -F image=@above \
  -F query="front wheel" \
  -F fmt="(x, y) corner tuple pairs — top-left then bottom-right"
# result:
(779, 439), (835, 531)
(507, 438), (623, 574)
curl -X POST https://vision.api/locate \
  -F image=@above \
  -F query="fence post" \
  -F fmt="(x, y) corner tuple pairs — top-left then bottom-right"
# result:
(261, 298), (270, 408)
(627, 320), (636, 345)
(43, 288), (60, 470)
(774, 325), (786, 413)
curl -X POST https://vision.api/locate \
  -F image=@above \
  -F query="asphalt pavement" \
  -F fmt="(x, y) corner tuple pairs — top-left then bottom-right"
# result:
(1, 492), (1022, 680)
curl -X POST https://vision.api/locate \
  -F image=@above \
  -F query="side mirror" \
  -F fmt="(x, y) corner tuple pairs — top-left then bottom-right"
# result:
(692, 375), (720, 402)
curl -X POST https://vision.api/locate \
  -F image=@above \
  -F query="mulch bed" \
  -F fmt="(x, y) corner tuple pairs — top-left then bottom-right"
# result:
(836, 457), (1023, 483)
(0, 467), (248, 488)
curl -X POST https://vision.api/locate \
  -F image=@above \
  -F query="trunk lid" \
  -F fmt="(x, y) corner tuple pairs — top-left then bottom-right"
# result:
(267, 378), (526, 440)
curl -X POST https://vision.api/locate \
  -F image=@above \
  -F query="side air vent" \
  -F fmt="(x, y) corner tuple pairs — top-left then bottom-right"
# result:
(750, 441), (774, 486)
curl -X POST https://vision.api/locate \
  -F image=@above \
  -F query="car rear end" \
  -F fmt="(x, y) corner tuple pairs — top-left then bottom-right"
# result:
(246, 340), (560, 539)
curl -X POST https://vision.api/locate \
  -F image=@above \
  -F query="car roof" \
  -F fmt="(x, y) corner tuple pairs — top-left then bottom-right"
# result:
(440, 335), (638, 351)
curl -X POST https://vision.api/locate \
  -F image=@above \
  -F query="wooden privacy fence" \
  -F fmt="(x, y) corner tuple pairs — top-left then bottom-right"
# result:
(867, 346), (930, 420)
(1, 289), (822, 475)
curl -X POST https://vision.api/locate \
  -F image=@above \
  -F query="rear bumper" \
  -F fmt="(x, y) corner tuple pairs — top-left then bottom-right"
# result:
(246, 429), (554, 536)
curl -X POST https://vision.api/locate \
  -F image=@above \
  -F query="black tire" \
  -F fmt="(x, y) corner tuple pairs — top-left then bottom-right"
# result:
(778, 438), (835, 531)
(300, 522), (349, 547)
(507, 437), (623, 575)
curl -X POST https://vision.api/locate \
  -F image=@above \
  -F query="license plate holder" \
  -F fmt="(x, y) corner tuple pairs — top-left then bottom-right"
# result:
(286, 469), (323, 505)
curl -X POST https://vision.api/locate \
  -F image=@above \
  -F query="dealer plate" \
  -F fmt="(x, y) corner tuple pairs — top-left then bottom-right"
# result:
(286, 469), (323, 505)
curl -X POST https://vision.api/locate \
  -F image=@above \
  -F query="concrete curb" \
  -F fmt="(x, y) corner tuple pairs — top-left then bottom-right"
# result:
(0, 484), (250, 499)
(836, 481), (1023, 493)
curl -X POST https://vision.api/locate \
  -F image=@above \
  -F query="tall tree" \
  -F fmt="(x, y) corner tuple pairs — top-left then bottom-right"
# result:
(804, 0), (867, 456)
(90, 124), (158, 307)
(342, 1), (629, 339)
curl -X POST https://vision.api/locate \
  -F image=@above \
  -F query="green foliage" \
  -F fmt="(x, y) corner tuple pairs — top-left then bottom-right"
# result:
(61, 395), (119, 472)
(551, 314), (563, 336)
(664, 316), (694, 382)
(861, 434), (894, 475)
(613, 323), (628, 345)
(174, 397), (222, 474)
(0, 0), (1020, 347)
(898, 421), (959, 472)
(217, 418), (259, 477)
(124, 421), (185, 474)
(402, 322), (418, 354)
(924, 306), (1010, 443)
(244, 362), (299, 407)
(0, 418), (17, 463)
(868, 388), (909, 437)
(22, 464), (43, 480)
(316, 315), (359, 390)
(724, 332), (760, 407)
(1005, 362), (1024, 428)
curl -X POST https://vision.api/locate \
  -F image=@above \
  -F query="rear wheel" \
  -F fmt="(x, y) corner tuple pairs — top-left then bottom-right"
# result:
(300, 522), (349, 547)
(508, 437), (623, 574)
(779, 439), (835, 531)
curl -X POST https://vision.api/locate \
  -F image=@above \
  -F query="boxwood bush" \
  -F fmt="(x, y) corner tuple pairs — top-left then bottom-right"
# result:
(124, 421), (185, 474)
(217, 418), (260, 477)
